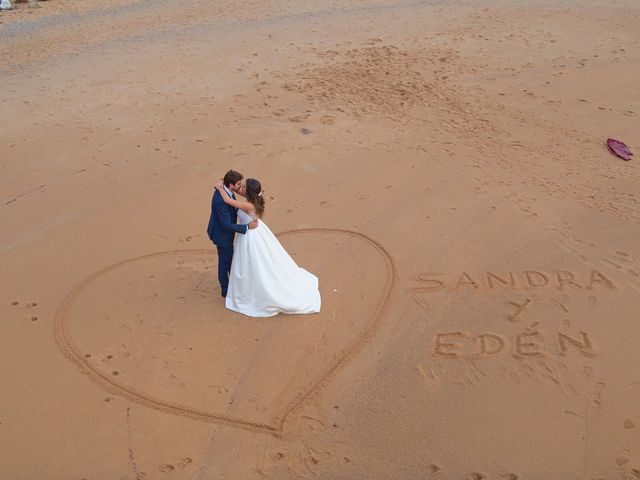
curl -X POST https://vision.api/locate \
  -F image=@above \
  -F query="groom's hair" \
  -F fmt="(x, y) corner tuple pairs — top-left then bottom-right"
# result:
(223, 170), (243, 187)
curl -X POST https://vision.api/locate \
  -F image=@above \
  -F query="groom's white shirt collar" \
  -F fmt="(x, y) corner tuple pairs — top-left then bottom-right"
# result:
(223, 185), (234, 198)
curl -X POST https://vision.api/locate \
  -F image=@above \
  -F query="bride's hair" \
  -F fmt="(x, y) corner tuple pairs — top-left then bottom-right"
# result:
(245, 178), (265, 218)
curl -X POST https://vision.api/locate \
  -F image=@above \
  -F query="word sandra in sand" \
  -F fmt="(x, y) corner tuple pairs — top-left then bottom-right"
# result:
(413, 269), (615, 293)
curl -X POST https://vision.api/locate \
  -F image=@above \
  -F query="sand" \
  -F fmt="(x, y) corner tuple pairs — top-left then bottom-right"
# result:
(1, 0), (639, 478)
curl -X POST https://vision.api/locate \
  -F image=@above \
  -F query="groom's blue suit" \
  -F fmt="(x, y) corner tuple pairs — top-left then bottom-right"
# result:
(207, 188), (247, 296)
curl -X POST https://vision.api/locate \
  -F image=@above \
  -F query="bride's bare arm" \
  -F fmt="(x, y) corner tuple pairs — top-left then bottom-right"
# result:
(214, 181), (254, 214)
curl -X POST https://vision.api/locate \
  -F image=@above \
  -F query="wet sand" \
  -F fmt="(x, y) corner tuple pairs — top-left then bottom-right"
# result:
(1, 0), (639, 478)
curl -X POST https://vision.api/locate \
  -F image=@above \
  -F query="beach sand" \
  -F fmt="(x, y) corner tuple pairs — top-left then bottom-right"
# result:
(1, 0), (639, 478)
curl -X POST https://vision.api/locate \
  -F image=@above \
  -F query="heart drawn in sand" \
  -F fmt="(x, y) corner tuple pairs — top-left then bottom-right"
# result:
(54, 229), (395, 434)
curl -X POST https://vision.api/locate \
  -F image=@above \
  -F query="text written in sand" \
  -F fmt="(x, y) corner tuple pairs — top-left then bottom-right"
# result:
(412, 269), (614, 294)
(432, 330), (595, 359)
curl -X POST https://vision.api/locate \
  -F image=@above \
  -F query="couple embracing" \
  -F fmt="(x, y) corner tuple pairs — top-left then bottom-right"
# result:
(206, 170), (321, 317)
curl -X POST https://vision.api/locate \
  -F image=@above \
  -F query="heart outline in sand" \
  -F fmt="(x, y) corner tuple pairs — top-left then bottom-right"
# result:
(54, 228), (395, 434)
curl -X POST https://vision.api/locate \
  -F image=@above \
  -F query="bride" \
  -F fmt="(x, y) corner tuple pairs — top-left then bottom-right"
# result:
(214, 178), (321, 317)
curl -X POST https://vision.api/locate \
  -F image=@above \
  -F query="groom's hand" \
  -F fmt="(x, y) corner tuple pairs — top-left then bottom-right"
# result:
(248, 219), (259, 230)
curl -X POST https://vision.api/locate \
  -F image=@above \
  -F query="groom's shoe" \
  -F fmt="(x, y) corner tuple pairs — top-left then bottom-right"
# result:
(221, 288), (227, 298)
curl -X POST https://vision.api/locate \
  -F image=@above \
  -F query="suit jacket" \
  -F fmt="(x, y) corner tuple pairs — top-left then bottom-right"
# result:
(207, 189), (247, 246)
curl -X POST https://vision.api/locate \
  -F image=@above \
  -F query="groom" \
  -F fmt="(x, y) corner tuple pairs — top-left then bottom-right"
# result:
(207, 169), (258, 297)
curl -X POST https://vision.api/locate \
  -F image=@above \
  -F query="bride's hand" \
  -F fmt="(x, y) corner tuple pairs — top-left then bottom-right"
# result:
(214, 180), (224, 190)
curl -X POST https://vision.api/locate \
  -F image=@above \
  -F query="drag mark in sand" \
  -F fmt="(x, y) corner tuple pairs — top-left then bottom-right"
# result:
(125, 404), (144, 480)
(53, 228), (396, 434)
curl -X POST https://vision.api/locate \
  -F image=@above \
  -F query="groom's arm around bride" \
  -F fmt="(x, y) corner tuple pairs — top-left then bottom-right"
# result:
(210, 188), (248, 239)
(206, 169), (256, 297)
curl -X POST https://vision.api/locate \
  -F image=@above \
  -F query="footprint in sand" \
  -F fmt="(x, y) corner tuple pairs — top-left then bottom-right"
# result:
(615, 251), (633, 262)
(616, 450), (630, 466)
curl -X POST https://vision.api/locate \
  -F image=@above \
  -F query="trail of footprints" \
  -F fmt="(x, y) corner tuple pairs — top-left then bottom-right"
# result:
(158, 457), (192, 474)
(9, 299), (39, 322)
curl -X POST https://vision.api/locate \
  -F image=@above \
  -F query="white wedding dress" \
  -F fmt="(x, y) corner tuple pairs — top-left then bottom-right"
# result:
(225, 209), (321, 317)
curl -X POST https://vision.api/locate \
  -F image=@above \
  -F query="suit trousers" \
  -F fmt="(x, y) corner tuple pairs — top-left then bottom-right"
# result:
(216, 243), (234, 295)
